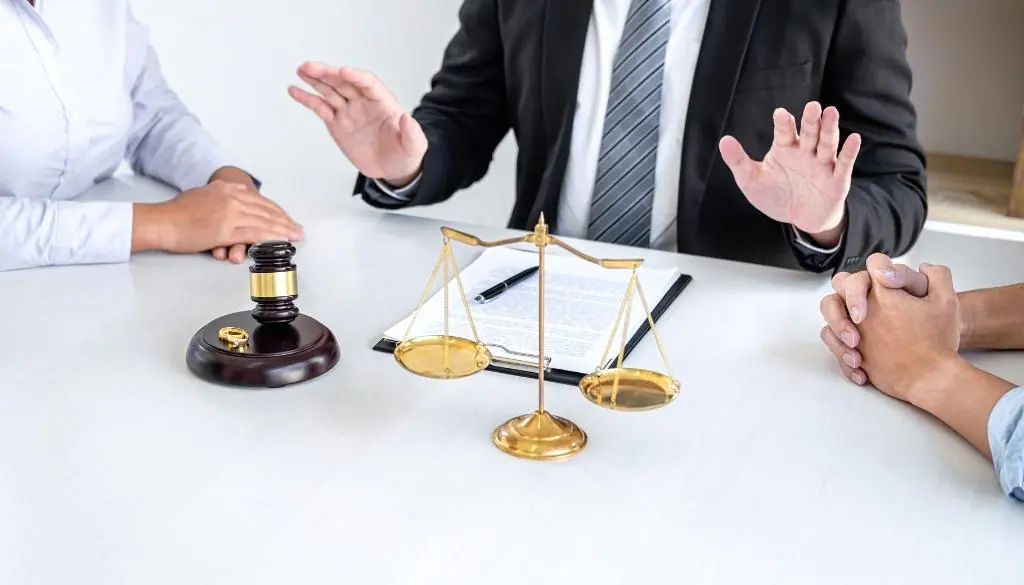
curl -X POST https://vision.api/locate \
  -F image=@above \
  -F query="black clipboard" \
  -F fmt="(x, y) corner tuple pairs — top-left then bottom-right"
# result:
(372, 273), (692, 386)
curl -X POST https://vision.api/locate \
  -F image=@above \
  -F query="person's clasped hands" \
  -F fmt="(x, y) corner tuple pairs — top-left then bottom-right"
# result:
(819, 253), (964, 405)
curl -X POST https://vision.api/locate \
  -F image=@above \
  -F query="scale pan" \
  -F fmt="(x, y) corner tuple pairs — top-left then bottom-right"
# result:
(579, 368), (679, 411)
(394, 336), (491, 379)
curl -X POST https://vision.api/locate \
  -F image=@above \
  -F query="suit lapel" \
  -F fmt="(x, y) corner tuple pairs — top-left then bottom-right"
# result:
(534, 0), (593, 224)
(678, 0), (763, 249)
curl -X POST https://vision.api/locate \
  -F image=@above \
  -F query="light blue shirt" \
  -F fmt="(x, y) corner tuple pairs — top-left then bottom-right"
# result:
(989, 386), (1024, 501)
(0, 0), (234, 271)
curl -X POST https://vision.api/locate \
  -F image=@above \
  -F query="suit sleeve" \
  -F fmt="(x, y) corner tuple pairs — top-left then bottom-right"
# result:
(355, 0), (510, 209)
(793, 0), (928, 273)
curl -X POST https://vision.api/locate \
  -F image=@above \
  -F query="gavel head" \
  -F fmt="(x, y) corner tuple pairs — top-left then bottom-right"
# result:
(248, 241), (300, 325)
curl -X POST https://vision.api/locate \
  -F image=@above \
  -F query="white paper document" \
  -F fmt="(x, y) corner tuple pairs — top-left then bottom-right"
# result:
(382, 247), (681, 374)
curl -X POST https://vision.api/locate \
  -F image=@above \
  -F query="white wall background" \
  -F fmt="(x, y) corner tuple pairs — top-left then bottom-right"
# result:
(131, 0), (517, 227)
(902, 0), (1024, 161)
(131, 0), (1024, 228)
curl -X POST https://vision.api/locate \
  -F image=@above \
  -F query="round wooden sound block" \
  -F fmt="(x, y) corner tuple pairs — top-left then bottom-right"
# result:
(186, 311), (340, 388)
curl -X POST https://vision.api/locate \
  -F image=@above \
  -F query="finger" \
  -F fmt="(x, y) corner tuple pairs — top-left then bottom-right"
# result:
(820, 326), (864, 369)
(237, 211), (304, 242)
(866, 253), (929, 297)
(892, 263), (928, 297)
(864, 253), (896, 285)
(799, 101), (823, 153)
(820, 293), (861, 348)
(831, 271), (852, 293)
(228, 243), (248, 264)
(839, 272), (871, 324)
(338, 67), (394, 102)
(235, 191), (304, 233)
(398, 112), (428, 158)
(233, 190), (287, 219)
(211, 182), (294, 225)
(232, 228), (293, 246)
(226, 197), (303, 240)
(298, 61), (336, 79)
(920, 263), (956, 300)
(718, 136), (761, 191)
(834, 132), (862, 180)
(305, 72), (361, 102)
(297, 70), (349, 111)
(297, 61), (344, 91)
(296, 62), (364, 102)
(842, 363), (868, 386)
(816, 106), (841, 164)
(212, 247), (228, 261)
(236, 189), (296, 221)
(820, 327), (867, 384)
(288, 86), (336, 124)
(772, 108), (798, 148)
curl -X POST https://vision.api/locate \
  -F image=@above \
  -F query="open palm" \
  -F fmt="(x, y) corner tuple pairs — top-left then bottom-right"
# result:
(288, 62), (427, 184)
(720, 102), (861, 237)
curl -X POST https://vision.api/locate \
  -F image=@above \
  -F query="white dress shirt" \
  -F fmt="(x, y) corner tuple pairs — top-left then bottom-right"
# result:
(0, 0), (234, 271)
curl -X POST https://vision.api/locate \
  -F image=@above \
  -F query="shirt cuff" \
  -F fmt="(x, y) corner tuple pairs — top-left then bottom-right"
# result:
(988, 386), (1024, 502)
(53, 201), (133, 266)
(369, 174), (422, 202)
(791, 226), (843, 254)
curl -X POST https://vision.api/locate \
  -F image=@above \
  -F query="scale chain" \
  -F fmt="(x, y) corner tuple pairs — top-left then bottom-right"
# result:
(598, 270), (639, 369)
(634, 278), (676, 381)
(443, 240), (451, 374)
(402, 245), (448, 343)
(448, 247), (484, 345)
(610, 273), (637, 406)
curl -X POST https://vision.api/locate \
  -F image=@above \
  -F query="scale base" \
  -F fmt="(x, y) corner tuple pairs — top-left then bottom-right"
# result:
(186, 311), (340, 389)
(492, 410), (587, 460)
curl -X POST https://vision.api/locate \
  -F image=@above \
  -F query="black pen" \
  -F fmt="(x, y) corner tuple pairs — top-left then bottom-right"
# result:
(474, 266), (540, 303)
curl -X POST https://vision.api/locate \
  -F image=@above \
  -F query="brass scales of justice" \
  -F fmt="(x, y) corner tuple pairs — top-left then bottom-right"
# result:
(392, 214), (680, 461)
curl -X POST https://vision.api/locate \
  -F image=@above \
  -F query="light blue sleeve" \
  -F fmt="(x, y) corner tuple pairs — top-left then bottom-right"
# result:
(121, 8), (235, 192)
(0, 198), (132, 272)
(988, 386), (1024, 502)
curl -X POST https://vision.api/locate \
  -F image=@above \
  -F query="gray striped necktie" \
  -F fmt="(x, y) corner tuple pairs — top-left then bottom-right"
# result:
(587, 0), (671, 247)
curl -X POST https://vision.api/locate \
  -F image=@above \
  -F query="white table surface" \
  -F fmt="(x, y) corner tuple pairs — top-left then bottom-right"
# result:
(2, 178), (1023, 585)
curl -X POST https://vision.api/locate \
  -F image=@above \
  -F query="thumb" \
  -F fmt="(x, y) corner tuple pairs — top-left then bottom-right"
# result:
(866, 252), (929, 297)
(718, 136), (760, 191)
(398, 113), (428, 159)
(919, 263), (956, 301)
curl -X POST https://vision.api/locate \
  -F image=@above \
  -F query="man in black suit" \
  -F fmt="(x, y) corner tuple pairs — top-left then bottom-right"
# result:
(289, 0), (926, 273)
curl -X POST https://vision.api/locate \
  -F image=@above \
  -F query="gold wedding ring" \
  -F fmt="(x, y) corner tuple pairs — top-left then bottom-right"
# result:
(218, 327), (250, 350)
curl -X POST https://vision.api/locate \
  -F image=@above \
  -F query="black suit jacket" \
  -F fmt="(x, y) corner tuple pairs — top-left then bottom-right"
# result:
(357, 0), (927, 273)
